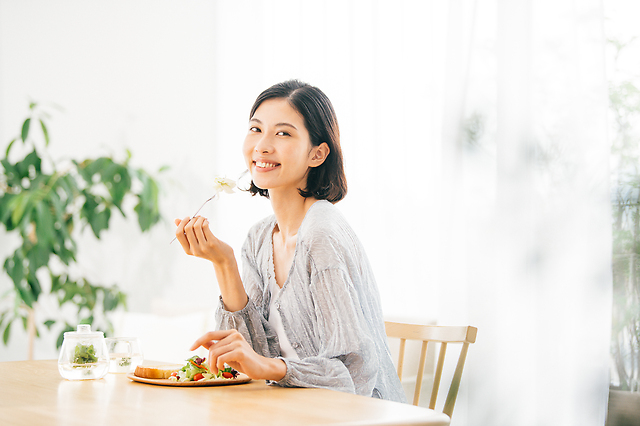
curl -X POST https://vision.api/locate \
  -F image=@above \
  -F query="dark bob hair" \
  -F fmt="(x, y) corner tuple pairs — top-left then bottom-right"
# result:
(247, 79), (347, 203)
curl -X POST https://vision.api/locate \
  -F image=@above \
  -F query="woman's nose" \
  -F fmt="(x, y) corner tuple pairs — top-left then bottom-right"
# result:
(254, 135), (273, 153)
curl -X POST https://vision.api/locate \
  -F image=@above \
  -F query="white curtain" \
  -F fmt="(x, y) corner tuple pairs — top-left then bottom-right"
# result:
(213, 2), (611, 422)
(449, 1), (611, 425)
(0, 1), (612, 424)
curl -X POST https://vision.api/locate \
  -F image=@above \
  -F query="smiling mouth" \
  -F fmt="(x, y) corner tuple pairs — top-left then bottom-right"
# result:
(255, 161), (280, 168)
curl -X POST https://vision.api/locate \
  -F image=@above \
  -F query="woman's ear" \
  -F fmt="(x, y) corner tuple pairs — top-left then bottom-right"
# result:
(310, 142), (330, 167)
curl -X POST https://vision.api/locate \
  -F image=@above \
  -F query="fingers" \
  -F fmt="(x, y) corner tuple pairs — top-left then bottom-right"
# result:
(202, 219), (215, 241)
(189, 329), (235, 351)
(175, 217), (192, 253)
(175, 216), (212, 256)
(207, 331), (246, 371)
(189, 330), (248, 374)
(193, 216), (208, 245)
(215, 348), (244, 372)
(189, 329), (282, 381)
(183, 216), (201, 247)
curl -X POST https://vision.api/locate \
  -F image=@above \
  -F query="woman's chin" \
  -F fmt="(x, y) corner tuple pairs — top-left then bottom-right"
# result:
(252, 180), (269, 190)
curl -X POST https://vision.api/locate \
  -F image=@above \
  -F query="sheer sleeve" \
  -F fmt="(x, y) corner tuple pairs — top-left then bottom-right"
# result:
(273, 268), (379, 396)
(214, 238), (280, 359)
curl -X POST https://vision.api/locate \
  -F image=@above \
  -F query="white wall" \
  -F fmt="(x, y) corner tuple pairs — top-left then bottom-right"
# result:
(0, 0), (235, 361)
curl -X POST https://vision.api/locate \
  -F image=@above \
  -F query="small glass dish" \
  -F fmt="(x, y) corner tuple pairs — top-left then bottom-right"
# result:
(105, 337), (143, 373)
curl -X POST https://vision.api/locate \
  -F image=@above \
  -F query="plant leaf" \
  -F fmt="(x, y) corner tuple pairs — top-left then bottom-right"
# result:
(10, 193), (31, 226)
(4, 251), (25, 291)
(81, 192), (110, 238)
(43, 320), (56, 330)
(58, 278), (78, 306)
(40, 119), (50, 146)
(5, 138), (17, 157)
(26, 273), (42, 301)
(102, 162), (131, 212)
(2, 320), (12, 345)
(5, 250), (35, 308)
(134, 172), (160, 231)
(56, 324), (75, 349)
(50, 274), (62, 293)
(26, 243), (50, 272)
(0, 193), (17, 229)
(76, 157), (110, 185)
(21, 118), (31, 142)
(79, 315), (94, 325)
(34, 201), (55, 247)
(1, 159), (19, 187)
(14, 149), (42, 180)
(89, 206), (111, 239)
(103, 290), (119, 312)
(15, 284), (35, 309)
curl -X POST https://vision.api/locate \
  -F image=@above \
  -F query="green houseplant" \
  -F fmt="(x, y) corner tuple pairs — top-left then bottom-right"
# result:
(0, 103), (162, 358)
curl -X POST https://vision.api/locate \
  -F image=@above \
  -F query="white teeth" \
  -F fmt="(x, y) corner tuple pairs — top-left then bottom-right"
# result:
(256, 161), (278, 168)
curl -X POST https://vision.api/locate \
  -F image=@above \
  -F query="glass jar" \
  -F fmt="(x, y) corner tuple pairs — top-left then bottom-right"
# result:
(58, 324), (109, 380)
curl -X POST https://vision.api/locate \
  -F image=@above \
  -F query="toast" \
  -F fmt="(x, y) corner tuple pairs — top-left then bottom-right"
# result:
(134, 364), (183, 379)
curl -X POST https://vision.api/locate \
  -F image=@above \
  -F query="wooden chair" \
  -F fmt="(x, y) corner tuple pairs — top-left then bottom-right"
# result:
(385, 321), (477, 418)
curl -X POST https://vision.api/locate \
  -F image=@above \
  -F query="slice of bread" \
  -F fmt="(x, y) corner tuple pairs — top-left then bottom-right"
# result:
(134, 364), (183, 379)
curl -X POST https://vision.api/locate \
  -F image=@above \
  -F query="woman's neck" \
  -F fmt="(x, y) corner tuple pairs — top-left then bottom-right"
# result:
(269, 189), (318, 239)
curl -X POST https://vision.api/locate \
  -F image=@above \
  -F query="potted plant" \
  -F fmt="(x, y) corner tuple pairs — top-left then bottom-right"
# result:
(0, 102), (163, 358)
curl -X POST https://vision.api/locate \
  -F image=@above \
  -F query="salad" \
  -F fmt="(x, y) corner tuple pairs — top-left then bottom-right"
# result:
(169, 356), (239, 382)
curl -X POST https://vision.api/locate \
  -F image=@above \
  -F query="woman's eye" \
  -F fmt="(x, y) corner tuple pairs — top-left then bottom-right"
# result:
(249, 126), (261, 133)
(276, 131), (290, 137)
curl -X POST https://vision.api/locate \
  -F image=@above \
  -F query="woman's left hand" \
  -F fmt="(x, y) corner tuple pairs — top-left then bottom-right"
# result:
(189, 330), (286, 381)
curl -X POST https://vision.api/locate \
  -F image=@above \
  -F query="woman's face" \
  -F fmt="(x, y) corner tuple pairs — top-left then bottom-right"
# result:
(243, 98), (320, 195)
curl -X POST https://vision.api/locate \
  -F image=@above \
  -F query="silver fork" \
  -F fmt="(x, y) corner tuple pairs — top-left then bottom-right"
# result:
(170, 169), (248, 244)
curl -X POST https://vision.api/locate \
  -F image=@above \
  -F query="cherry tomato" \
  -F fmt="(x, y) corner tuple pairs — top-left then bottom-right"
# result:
(193, 373), (204, 381)
(170, 372), (178, 377)
(221, 372), (234, 379)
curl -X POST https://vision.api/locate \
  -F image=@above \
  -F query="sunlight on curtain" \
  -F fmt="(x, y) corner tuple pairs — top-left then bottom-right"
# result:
(438, 1), (611, 425)
(212, 1), (611, 424)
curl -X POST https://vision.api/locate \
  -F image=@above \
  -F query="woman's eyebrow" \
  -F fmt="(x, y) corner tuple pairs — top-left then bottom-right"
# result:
(249, 118), (297, 130)
(276, 122), (297, 130)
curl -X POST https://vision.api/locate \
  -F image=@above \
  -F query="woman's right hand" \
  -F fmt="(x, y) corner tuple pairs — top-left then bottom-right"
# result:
(190, 329), (287, 381)
(174, 216), (234, 267)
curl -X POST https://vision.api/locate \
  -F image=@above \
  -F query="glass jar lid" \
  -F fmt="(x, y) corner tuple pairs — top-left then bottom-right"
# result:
(64, 324), (104, 339)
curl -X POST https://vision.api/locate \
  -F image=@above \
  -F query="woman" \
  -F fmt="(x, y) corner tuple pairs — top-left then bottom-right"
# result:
(174, 80), (406, 402)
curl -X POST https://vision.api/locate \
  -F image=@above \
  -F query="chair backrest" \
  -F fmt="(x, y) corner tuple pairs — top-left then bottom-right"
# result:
(385, 321), (477, 418)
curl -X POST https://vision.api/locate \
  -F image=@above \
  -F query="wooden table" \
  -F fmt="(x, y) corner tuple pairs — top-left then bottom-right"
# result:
(0, 360), (451, 426)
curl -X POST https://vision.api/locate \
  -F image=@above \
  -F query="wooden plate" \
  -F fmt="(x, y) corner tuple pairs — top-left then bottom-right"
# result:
(127, 372), (252, 387)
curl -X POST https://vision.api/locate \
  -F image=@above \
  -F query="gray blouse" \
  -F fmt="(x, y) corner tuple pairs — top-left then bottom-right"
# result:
(215, 200), (406, 403)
